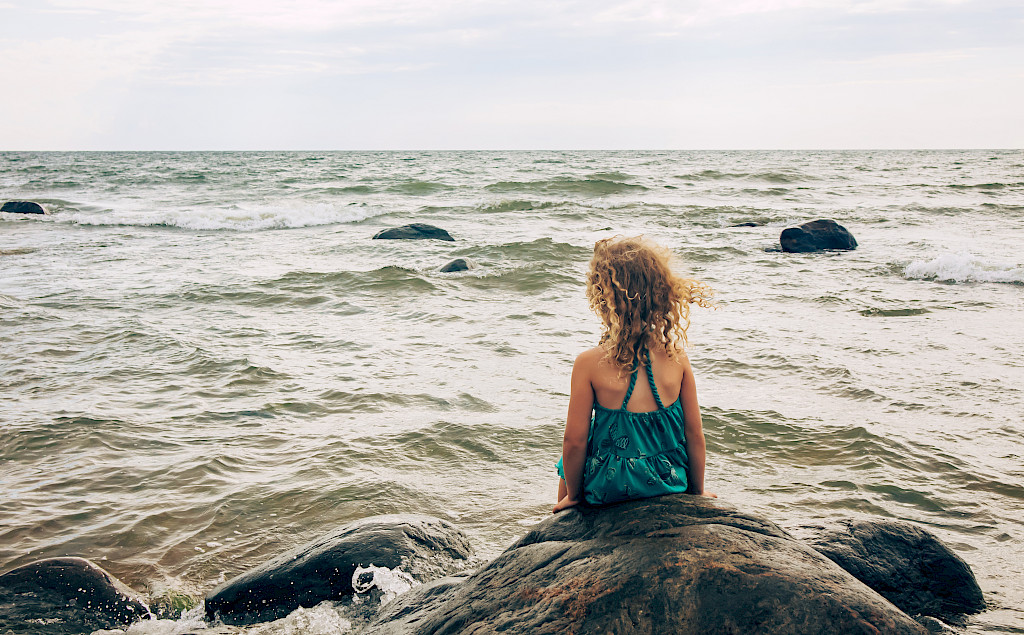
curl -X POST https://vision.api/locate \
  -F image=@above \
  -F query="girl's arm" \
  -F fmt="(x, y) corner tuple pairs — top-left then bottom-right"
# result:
(553, 353), (594, 513)
(679, 354), (715, 497)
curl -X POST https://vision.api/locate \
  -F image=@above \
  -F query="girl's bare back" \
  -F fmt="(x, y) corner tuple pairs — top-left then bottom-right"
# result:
(583, 345), (687, 413)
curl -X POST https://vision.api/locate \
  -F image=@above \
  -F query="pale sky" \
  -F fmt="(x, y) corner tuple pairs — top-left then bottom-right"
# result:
(1, 0), (1022, 150)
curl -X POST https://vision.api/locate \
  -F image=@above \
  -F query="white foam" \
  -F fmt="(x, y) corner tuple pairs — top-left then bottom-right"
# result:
(92, 604), (207, 635)
(351, 564), (416, 605)
(60, 201), (384, 231)
(903, 252), (1024, 284)
(247, 602), (353, 635)
(93, 601), (356, 635)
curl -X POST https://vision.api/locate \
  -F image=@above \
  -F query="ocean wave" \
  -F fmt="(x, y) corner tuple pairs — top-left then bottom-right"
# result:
(948, 182), (1023, 191)
(321, 185), (376, 195)
(462, 266), (580, 294)
(979, 202), (1024, 213)
(903, 252), (1024, 284)
(484, 178), (646, 195)
(740, 187), (790, 196)
(476, 200), (559, 214)
(674, 170), (811, 184)
(385, 180), (455, 196)
(269, 266), (437, 294)
(60, 202), (385, 231)
(587, 171), (635, 181)
(457, 237), (590, 262)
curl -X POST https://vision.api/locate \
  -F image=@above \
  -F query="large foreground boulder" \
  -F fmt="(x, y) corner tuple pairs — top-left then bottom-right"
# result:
(781, 219), (857, 253)
(1, 201), (46, 214)
(373, 223), (454, 241)
(363, 495), (928, 635)
(0, 557), (150, 634)
(810, 520), (985, 620)
(205, 514), (473, 625)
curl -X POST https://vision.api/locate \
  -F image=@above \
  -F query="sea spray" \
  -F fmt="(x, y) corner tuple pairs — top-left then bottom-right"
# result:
(351, 565), (417, 605)
(248, 603), (354, 635)
(92, 604), (207, 635)
(903, 252), (1024, 284)
(60, 201), (385, 231)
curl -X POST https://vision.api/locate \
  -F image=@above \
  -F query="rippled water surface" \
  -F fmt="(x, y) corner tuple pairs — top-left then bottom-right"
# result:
(2, 150), (1023, 633)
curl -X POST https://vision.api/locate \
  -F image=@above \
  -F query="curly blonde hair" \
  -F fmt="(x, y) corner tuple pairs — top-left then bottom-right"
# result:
(587, 236), (713, 370)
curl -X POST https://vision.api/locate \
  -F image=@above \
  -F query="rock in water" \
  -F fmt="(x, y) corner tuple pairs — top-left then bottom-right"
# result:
(809, 520), (985, 619)
(780, 219), (857, 252)
(373, 223), (454, 241)
(730, 221), (761, 227)
(1, 201), (46, 214)
(363, 495), (928, 635)
(0, 557), (150, 635)
(204, 514), (473, 625)
(439, 258), (471, 273)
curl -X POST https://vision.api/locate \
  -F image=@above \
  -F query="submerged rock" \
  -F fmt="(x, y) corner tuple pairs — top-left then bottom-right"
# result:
(0, 557), (150, 634)
(363, 495), (928, 635)
(809, 520), (985, 619)
(439, 258), (472, 273)
(1, 201), (46, 214)
(373, 223), (454, 241)
(730, 221), (761, 227)
(204, 514), (473, 625)
(780, 218), (857, 252)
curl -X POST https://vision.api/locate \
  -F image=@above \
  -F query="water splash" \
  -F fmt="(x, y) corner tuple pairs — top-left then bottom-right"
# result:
(248, 603), (353, 635)
(351, 565), (416, 605)
(92, 604), (207, 635)
(903, 252), (1024, 284)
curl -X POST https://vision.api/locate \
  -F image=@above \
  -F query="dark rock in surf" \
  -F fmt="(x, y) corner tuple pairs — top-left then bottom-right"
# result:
(362, 495), (928, 635)
(373, 223), (454, 241)
(0, 557), (150, 634)
(809, 520), (985, 619)
(730, 221), (761, 227)
(780, 219), (857, 253)
(1, 201), (46, 214)
(204, 514), (473, 625)
(439, 258), (472, 273)
(917, 615), (960, 633)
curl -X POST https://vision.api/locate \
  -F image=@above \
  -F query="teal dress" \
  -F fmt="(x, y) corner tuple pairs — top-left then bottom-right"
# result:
(557, 358), (690, 505)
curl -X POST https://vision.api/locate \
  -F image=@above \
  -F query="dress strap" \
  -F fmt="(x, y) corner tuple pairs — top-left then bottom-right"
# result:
(620, 366), (640, 410)
(645, 360), (665, 409)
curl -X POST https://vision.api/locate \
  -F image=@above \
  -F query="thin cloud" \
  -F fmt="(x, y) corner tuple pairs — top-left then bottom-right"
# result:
(1, 0), (1021, 148)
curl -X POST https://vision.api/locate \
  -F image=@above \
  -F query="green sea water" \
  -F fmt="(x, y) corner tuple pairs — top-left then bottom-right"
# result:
(1, 150), (1022, 633)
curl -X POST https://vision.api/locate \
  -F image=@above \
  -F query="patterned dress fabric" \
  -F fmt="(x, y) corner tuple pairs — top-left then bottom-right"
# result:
(557, 357), (690, 505)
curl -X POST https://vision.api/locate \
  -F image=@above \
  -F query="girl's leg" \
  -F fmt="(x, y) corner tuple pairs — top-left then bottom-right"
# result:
(557, 478), (567, 502)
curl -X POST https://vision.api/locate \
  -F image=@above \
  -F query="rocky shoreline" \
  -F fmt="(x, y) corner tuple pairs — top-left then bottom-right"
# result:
(1, 495), (984, 635)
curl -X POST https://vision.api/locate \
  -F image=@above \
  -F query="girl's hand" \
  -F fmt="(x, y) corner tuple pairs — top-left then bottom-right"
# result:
(552, 495), (580, 513)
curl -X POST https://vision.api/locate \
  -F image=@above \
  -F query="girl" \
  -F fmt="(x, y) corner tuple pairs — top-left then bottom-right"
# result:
(554, 236), (715, 513)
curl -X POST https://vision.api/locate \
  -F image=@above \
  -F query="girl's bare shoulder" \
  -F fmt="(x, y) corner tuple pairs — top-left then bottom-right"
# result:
(651, 345), (692, 373)
(574, 346), (607, 369)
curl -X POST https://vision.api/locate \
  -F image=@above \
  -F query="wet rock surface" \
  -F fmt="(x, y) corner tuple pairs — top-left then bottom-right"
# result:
(1, 201), (46, 214)
(780, 218), (857, 252)
(362, 495), (929, 635)
(205, 514), (473, 625)
(439, 258), (471, 272)
(809, 520), (985, 620)
(373, 223), (454, 241)
(0, 557), (150, 635)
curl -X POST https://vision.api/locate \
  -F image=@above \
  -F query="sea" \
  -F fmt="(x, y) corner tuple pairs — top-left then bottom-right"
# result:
(1, 150), (1022, 634)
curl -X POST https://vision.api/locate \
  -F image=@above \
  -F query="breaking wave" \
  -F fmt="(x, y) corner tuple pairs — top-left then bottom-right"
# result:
(903, 252), (1024, 284)
(60, 202), (385, 231)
